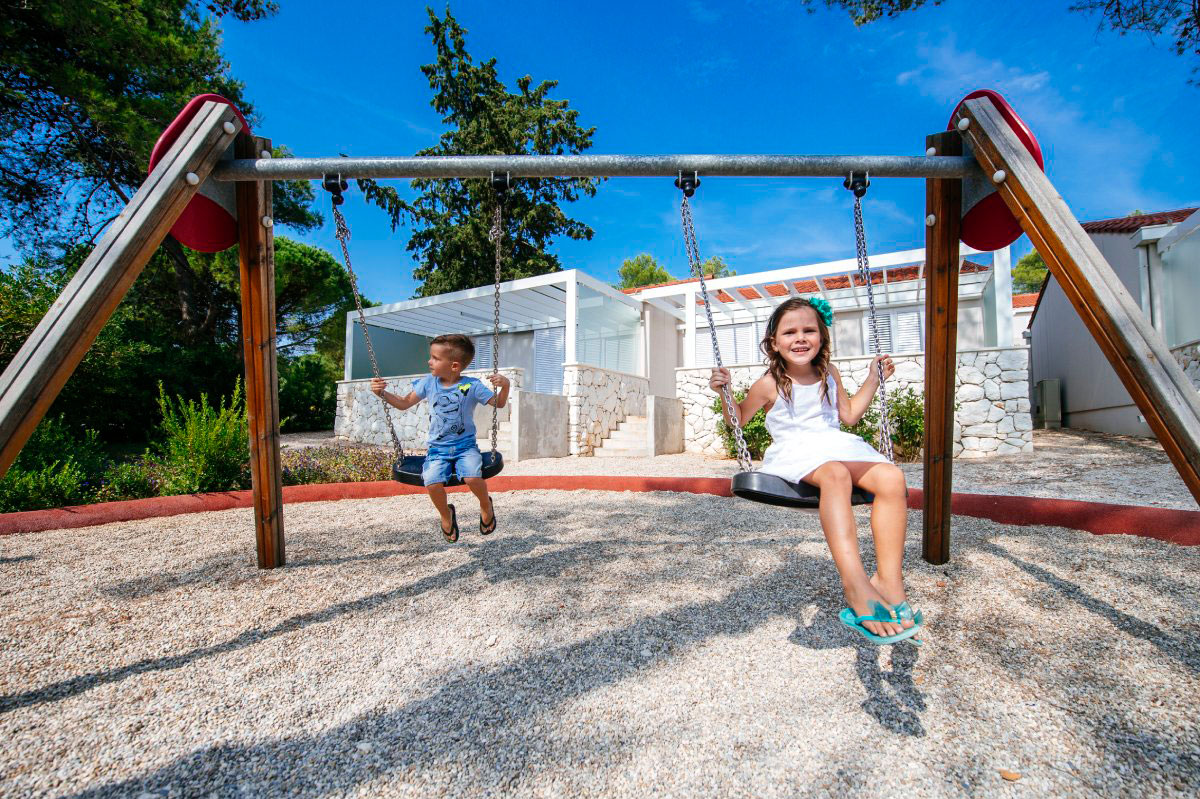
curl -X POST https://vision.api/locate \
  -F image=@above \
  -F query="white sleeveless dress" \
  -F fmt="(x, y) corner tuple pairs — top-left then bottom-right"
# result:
(759, 373), (890, 483)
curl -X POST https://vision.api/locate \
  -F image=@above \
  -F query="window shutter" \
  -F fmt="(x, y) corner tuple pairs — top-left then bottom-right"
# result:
(894, 311), (923, 353)
(534, 326), (565, 394)
(864, 314), (893, 354)
(471, 335), (494, 370)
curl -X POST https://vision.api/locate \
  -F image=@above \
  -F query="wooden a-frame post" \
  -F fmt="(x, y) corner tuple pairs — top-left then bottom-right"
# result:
(957, 97), (1200, 506)
(921, 131), (963, 565)
(236, 134), (285, 568)
(0, 101), (242, 477)
(0, 100), (286, 569)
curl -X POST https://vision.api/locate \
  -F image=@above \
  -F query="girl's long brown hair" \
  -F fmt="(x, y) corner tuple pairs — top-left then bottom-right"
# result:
(760, 298), (832, 406)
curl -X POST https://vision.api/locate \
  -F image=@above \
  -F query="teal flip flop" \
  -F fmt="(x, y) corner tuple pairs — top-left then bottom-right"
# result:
(839, 601), (923, 646)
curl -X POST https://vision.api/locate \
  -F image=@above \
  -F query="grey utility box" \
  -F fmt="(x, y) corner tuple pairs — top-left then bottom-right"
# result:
(1033, 378), (1062, 429)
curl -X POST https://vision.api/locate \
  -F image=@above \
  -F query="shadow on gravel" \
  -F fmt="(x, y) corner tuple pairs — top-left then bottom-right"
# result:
(0, 554), (35, 565)
(980, 541), (1200, 675)
(789, 612), (926, 737)
(55, 546), (899, 798)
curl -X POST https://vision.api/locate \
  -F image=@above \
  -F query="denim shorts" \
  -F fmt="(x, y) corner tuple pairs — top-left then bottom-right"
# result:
(422, 443), (483, 486)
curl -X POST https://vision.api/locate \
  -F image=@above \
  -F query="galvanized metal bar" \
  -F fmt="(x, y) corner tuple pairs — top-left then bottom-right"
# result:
(212, 154), (979, 182)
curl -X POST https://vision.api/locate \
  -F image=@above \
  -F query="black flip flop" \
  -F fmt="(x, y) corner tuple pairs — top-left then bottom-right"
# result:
(479, 498), (497, 536)
(440, 504), (459, 543)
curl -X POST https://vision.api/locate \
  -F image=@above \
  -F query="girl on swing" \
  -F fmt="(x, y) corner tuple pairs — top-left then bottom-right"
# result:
(710, 296), (923, 645)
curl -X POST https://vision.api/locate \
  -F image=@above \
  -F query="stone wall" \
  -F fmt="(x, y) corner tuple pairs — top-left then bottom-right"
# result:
(335, 368), (523, 448)
(1172, 339), (1200, 391)
(675, 347), (1032, 459)
(564, 363), (648, 455)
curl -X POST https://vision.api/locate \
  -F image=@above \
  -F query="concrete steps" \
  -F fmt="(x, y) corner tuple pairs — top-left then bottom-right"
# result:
(593, 416), (649, 457)
(475, 420), (512, 452)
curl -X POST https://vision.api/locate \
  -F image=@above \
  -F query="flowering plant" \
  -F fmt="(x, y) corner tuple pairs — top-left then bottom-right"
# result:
(806, 296), (834, 326)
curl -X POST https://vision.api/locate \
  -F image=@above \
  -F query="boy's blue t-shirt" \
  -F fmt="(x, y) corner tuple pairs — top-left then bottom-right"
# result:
(413, 375), (495, 450)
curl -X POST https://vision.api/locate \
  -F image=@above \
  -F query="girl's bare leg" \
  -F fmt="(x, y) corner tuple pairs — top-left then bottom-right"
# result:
(845, 461), (917, 634)
(804, 461), (904, 638)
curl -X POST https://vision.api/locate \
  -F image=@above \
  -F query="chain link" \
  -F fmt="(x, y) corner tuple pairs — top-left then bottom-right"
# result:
(681, 194), (754, 472)
(851, 193), (895, 463)
(332, 200), (406, 458)
(488, 196), (503, 454)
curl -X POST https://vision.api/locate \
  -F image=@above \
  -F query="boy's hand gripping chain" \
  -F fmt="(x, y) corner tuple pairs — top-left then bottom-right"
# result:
(845, 173), (895, 463)
(678, 173), (755, 472)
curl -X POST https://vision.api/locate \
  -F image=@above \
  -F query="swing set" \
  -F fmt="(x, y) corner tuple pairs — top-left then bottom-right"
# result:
(1, 90), (1198, 570)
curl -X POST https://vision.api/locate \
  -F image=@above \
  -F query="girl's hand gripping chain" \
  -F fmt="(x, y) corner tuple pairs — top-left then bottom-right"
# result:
(709, 367), (731, 393)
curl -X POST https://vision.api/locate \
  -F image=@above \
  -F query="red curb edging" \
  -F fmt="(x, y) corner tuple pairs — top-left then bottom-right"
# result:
(0, 477), (1195, 545)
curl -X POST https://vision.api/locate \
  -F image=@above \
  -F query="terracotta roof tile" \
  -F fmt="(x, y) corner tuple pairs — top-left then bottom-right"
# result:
(1012, 293), (1039, 308)
(1081, 208), (1197, 234)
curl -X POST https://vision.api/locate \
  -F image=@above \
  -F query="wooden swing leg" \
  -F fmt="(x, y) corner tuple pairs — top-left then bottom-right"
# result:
(922, 130), (962, 565)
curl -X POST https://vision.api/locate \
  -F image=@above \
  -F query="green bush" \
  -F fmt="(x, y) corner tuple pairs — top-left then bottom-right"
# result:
(153, 380), (250, 495)
(0, 460), (90, 512)
(843, 386), (926, 462)
(0, 415), (107, 511)
(279, 353), (338, 432)
(96, 458), (162, 502)
(711, 388), (771, 460)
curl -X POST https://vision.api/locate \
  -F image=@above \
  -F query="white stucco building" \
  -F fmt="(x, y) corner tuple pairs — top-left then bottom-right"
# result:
(337, 244), (1034, 459)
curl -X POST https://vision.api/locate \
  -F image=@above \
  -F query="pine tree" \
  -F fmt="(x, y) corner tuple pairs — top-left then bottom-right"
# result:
(360, 8), (599, 297)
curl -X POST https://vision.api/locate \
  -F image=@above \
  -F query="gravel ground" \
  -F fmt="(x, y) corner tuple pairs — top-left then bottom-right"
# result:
(2, 488), (1199, 798)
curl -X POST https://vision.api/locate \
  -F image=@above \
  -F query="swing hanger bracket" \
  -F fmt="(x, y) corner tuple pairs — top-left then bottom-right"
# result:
(322, 173), (349, 205)
(674, 170), (701, 198)
(843, 171), (870, 198)
(490, 171), (511, 193)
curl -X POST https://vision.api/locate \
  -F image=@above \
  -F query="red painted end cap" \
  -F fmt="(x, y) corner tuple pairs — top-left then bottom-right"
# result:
(949, 89), (1044, 251)
(149, 94), (250, 253)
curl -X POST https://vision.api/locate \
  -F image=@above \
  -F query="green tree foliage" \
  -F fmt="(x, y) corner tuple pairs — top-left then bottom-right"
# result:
(359, 7), (599, 297)
(1012, 250), (1050, 294)
(816, 1), (1199, 82)
(700, 256), (736, 279)
(617, 254), (673, 289)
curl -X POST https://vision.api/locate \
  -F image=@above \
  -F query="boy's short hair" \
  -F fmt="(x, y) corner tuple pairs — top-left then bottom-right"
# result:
(431, 334), (475, 367)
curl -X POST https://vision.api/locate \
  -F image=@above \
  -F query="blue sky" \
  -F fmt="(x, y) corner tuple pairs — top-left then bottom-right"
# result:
(78, 2), (1200, 300)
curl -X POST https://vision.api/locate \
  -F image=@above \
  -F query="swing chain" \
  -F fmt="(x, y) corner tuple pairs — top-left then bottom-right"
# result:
(487, 172), (509, 454)
(326, 174), (406, 458)
(847, 174), (895, 463)
(680, 190), (754, 472)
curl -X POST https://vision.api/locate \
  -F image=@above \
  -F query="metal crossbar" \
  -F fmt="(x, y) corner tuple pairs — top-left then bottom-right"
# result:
(212, 154), (978, 182)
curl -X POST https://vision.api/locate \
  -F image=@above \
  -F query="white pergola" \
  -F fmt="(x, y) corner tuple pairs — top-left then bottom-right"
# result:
(632, 244), (1010, 365)
(345, 269), (654, 370)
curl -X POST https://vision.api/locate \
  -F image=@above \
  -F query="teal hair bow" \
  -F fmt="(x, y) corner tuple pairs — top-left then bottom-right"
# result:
(807, 297), (834, 326)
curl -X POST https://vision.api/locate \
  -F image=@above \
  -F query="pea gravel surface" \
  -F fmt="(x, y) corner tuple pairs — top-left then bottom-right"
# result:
(2, 487), (1198, 798)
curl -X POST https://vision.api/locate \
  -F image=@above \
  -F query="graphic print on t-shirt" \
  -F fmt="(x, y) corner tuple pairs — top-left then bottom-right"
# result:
(430, 391), (467, 439)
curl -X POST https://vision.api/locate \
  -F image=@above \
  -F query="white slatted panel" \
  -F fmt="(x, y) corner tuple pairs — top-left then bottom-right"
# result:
(864, 314), (893, 354)
(534, 326), (565, 394)
(894, 311), (923, 354)
(470, 335), (494, 370)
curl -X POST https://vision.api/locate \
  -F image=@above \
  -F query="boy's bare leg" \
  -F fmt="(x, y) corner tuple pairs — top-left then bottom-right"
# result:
(426, 483), (455, 533)
(462, 477), (493, 525)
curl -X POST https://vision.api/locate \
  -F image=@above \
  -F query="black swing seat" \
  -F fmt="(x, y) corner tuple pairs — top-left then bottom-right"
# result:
(731, 470), (874, 509)
(391, 450), (505, 487)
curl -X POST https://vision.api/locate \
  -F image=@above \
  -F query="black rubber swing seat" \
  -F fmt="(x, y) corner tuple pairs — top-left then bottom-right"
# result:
(391, 451), (505, 487)
(731, 470), (875, 509)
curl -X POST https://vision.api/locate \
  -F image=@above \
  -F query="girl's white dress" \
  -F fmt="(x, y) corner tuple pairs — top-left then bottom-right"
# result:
(759, 373), (890, 483)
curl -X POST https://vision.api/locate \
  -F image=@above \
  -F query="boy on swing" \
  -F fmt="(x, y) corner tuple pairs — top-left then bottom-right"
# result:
(371, 334), (510, 543)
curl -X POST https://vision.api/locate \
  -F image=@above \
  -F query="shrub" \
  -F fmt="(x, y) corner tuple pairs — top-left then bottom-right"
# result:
(0, 460), (90, 513)
(280, 446), (393, 485)
(711, 388), (771, 460)
(96, 457), (162, 502)
(0, 415), (107, 511)
(154, 380), (250, 495)
(843, 386), (926, 462)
